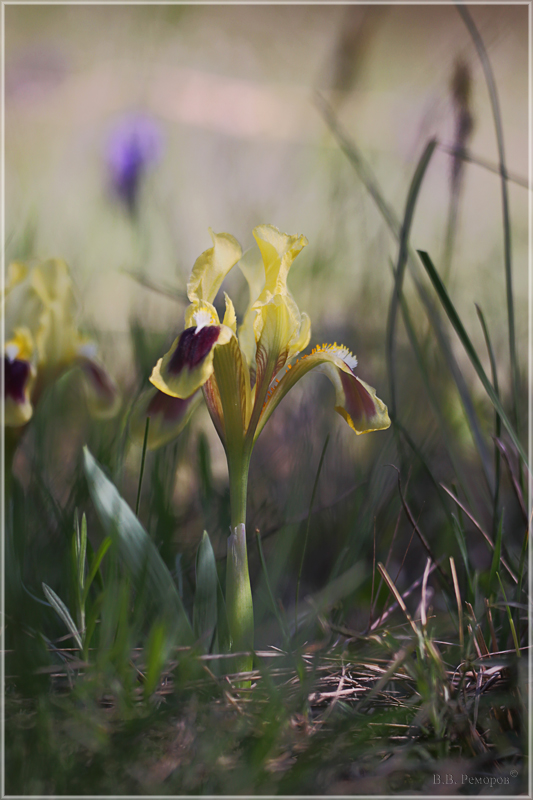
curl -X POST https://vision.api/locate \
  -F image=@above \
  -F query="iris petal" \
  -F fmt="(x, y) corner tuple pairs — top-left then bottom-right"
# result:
(252, 224), (308, 297)
(78, 357), (121, 419)
(254, 345), (390, 441)
(5, 261), (28, 296)
(222, 292), (237, 333)
(130, 386), (201, 449)
(237, 246), (265, 368)
(150, 324), (233, 399)
(187, 230), (242, 306)
(4, 355), (35, 426)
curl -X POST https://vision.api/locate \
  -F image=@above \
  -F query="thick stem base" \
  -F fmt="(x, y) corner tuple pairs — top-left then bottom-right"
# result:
(226, 523), (254, 677)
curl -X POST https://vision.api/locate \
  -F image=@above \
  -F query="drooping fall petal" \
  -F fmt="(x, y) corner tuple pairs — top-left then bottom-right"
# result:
(150, 324), (233, 399)
(4, 355), (35, 426)
(78, 357), (121, 419)
(130, 386), (201, 449)
(4, 328), (36, 427)
(254, 344), (390, 441)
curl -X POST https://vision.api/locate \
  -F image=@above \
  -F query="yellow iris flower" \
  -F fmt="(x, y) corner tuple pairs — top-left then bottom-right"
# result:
(136, 224), (389, 670)
(4, 258), (120, 428)
(146, 224), (389, 458)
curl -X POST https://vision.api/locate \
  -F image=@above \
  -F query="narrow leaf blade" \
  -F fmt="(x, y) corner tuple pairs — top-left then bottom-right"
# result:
(417, 250), (527, 468)
(42, 582), (83, 651)
(193, 531), (218, 651)
(83, 447), (193, 646)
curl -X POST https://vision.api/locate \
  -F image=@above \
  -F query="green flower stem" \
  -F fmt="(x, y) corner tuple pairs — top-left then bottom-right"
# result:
(227, 449), (250, 529)
(226, 521), (254, 678)
(226, 453), (253, 678)
(212, 343), (254, 678)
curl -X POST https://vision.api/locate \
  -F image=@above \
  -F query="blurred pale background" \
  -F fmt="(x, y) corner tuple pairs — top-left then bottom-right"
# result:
(5, 4), (528, 391)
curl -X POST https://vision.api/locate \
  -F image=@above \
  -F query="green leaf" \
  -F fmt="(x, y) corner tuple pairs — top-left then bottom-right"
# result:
(83, 447), (193, 648)
(42, 582), (83, 651)
(82, 536), (112, 607)
(193, 531), (218, 651)
(144, 620), (168, 698)
(416, 250), (527, 468)
(78, 513), (87, 592)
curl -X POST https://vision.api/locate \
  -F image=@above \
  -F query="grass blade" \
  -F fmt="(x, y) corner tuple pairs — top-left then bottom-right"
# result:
(441, 483), (517, 584)
(439, 143), (528, 189)
(496, 572), (520, 658)
(295, 435), (330, 635)
(475, 303), (502, 529)
(255, 528), (290, 645)
(316, 92), (495, 495)
(135, 416), (150, 517)
(417, 250), (527, 468)
(456, 5), (519, 434)
(78, 513), (87, 593)
(489, 513), (503, 598)
(449, 557), (464, 651)
(450, 514), (474, 599)
(144, 620), (168, 698)
(387, 137), (437, 419)
(396, 282), (478, 511)
(81, 536), (112, 607)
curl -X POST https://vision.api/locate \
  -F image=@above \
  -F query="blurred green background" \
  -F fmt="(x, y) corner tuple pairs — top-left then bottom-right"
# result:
(5, 6), (529, 793)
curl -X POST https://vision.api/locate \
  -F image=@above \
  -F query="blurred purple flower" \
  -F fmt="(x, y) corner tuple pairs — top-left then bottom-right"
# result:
(106, 113), (163, 214)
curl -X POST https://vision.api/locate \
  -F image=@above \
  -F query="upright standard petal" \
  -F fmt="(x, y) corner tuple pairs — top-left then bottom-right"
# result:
(253, 295), (298, 394)
(252, 224), (308, 297)
(249, 226), (311, 399)
(255, 343), (390, 441)
(130, 386), (201, 449)
(187, 230), (243, 306)
(150, 324), (233, 399)
(31, 259), (80, 369)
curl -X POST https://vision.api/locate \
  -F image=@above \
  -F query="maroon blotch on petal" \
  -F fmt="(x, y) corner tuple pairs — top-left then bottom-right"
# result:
(5, 357), (31, 403)
(81, 360), (116, 400)
(147, 389), (193, 421)
(168, 326), (220, 374)
(340, 369), (377, 422)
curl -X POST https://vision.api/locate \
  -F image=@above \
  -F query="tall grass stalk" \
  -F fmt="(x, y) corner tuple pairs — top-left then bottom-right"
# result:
(135, 417), (150, 517)
(456, 4), (519, 436)
(295, 435), (329, 635)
